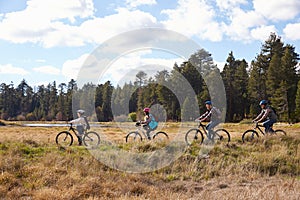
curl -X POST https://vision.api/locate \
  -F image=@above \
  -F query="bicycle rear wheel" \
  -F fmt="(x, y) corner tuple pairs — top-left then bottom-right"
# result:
(126, 131), (142, 143)
(274, 129), (287, 136)
(214, 129), (230, 143)
(185, 129), (203, 146)
(56, 131), (73, 147)
(83, 131), (100, 147)
(153, 131), (169, 142)
(242, 130), (259, 143)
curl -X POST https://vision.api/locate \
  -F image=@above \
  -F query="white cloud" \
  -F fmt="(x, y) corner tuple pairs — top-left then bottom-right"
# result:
(224, 8), (266, 42)
(0, 0), (94, 45)
(67, 50), (184, 85)
(284, 23), (300, 40)
(253, 0), (300, 21)
(214, 61), (226, 70)
(126, 0), (157, 8)
(62, 54), (90, 80)
(215, 0), (247, 10)
(250, 25), (277, 42)
(104, 55), (184, 85)
(78, 8), (158, 45)
(0, 64), (29, 75)
(33, 65), (61, 75)
(0, 2), (158, 48)
(161, 0), (223, 41)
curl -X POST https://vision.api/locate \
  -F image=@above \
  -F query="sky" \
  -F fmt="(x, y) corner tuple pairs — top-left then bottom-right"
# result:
(0, 0), (299, 87)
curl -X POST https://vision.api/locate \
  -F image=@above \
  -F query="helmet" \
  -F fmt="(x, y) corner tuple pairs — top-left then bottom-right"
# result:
(143, 107), (150, 112)
(77, 109), (85, 114)
(205, 100), (212, 105)
(259, 100), (268, 105)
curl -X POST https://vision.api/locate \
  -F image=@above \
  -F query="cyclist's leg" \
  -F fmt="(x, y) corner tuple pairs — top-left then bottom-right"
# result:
(206, 122), (212, 139)
(206, 121), (218, 140)
(76, 125), (84, 145)
(269, 119), (276, 133)
(262, 120), (274, 134)
(143, 125), (151, 140)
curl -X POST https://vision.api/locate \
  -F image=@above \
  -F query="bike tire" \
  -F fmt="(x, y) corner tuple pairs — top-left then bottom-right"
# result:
(125, 131), (142, 143)
(153, 131), (169, 142)
(83, 131), (100, 147)
(56, 131), (73, 147)
(214, 129), (231, 143)
(274, 129), (287, 136)
(242, 130), (259, 143)
(185, 128), (204, 146)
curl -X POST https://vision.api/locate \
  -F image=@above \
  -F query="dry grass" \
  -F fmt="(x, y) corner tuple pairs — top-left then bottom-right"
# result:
(0, 122), (299, 199)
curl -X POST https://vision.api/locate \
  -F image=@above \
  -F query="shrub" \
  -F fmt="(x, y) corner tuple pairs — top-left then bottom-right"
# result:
(128, 112), (137, 122)
(26, 113), (36, 121)
(16, 115), (26, 121)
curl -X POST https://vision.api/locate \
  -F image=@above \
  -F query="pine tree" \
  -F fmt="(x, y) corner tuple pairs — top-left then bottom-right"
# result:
(281, 45), (299, 120)
(271, 81), (289, 121)
(295, 80), (300, 121)
(266, 53), (282, 97)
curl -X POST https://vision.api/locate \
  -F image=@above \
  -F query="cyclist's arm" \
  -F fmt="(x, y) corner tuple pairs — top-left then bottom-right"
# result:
(198, 110), (210, 121)
(253, 110), (264, 122)
(69, 117), (85, 125)
(141, 116), (151, 124)
(257, 109), (270, 122)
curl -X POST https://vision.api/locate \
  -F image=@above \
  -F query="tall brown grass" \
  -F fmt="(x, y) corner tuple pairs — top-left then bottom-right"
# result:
(0, 123), (299, 199)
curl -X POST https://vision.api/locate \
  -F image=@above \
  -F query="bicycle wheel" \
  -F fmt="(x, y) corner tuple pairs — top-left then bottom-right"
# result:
(83, 131), (100, 147)
(214, 129), (230, 143)
(126, 131), (142, 143)
(56, 131), (73, 147)
(242, 130), (259, 143)
(274, 129), (287, 136)
(185, 129), (204, 146)
(153, 131), (169, 142)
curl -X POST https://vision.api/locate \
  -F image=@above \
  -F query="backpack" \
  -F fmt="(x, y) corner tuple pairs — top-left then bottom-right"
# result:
(148, 113), (158, 130)
(269, 106), (277, 116)
(83, 116), (90, 130)
(213, 107), (222, 120)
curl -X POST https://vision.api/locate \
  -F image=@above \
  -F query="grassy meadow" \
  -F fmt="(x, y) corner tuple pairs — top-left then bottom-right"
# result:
(0, 122), (300, 199)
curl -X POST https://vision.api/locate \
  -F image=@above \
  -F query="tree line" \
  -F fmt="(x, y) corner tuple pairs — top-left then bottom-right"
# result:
(0, 33), (299, 122)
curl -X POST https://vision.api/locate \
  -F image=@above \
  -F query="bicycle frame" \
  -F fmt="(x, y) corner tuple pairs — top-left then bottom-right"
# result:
(68, 123), (80, 136)
(253, 123), (265, 135)
(196, 121), (209, 136)
(135, 124), (152, 139)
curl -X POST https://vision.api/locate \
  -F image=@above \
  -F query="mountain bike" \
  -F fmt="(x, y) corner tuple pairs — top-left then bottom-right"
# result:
(125, 122), (169, 142)
(242, 122), (286, 143)
(55, 123), (100, 148)
(185, 120), (230, 145)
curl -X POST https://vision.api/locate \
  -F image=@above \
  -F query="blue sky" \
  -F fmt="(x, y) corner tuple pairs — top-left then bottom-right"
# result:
(0, 0), (299, 87)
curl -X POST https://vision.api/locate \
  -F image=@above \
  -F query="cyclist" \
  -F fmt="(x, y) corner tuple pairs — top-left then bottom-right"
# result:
(195, 101), (222, 140)
(140, 107), (158, 140)
(69, 109), (90, 145)
(252, 100), (277, 134)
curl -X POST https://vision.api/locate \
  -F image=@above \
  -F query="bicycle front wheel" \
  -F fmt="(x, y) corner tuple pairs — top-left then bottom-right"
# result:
(242, 130), (259, 143)
(153, 131), (169, 142)
(83, 131), (100, 147)
(274, 129), (287, 136)
(214, 129), (230, 143)
(185, 129), (203, 146)
(125, 131), (142, 143)
(56, 131), (73, 147)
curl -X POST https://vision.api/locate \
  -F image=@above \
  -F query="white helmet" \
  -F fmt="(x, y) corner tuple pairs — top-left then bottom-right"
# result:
(77, 109), (85, 114)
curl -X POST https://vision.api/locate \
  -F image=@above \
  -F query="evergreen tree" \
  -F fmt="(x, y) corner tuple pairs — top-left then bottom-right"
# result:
(295, 80), (300, 121)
